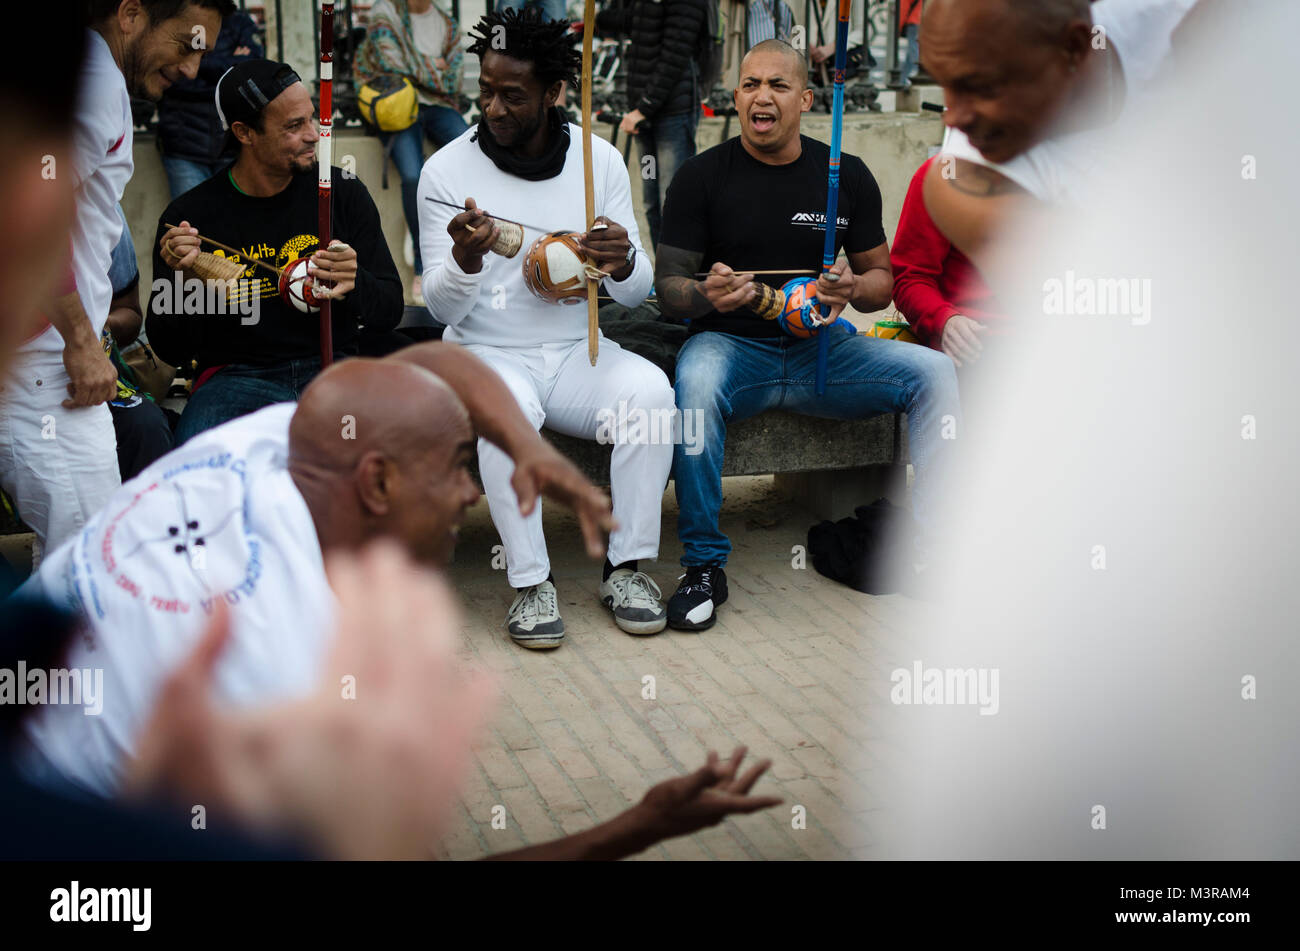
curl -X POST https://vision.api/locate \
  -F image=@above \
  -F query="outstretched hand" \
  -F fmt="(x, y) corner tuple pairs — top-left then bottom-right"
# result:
(636, 746), (783, 842)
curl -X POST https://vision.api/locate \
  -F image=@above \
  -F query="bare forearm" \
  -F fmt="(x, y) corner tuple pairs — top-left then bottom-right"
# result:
(654, 244), (713, 321)
(44, 291), (100, 349)
(656, 275), (714, 320)
(386, 342), (538, 455)
(484, 804), (660, 861)
(850, 268), (894, 314)
(106, 287), (143, 348)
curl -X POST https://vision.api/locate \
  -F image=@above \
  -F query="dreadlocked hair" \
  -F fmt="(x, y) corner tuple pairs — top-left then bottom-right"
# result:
(467, 6), (581, 89)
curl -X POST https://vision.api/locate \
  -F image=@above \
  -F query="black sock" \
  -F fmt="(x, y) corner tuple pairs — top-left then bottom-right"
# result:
(516, 573), (555, 592)
(602, 559), (637, 582)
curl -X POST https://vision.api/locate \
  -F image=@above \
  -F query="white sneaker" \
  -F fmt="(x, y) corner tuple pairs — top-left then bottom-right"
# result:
(600, 569), (667, 635)
(507, 580), (565, 649)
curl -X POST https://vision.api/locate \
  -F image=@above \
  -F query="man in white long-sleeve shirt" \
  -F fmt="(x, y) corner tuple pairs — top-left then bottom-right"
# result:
(0, 0), (229, 566)
(417, 7), (675, 648)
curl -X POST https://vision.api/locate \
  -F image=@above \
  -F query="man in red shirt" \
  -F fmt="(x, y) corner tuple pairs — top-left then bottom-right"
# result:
(891, 155), (1000, 368)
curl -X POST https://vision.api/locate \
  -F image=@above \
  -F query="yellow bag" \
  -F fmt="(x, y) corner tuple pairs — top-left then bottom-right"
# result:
(867, 319), (920, 344)
(357, 75), (418, 132)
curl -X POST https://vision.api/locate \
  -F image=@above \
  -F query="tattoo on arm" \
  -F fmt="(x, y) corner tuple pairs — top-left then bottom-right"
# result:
(945, 160), (1027, 198)
(654, 244), (713, 321)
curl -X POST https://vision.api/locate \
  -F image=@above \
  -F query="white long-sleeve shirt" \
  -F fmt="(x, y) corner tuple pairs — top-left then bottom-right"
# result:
(25, 30), (133, 353)
(417, 123), (653, 348)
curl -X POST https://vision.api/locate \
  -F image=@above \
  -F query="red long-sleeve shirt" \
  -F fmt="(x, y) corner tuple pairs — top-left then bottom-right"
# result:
(890, 156), (1002, 351)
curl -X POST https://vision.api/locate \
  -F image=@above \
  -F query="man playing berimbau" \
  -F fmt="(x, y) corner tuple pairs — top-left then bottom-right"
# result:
(418, 7), (675, 648)
(149, 59), (404, 444)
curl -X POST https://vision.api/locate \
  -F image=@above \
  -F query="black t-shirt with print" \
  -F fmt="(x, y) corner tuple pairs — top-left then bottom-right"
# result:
(147, 166), (403, 371)
(659, 134), (886, 338)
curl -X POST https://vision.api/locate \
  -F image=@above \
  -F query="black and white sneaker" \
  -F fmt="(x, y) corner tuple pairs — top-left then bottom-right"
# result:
(506, 580), (565, 649)
(667, 564), (728, 631)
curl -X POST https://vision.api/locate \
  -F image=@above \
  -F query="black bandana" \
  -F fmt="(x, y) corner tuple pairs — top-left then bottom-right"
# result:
(473, 107), (571, 181)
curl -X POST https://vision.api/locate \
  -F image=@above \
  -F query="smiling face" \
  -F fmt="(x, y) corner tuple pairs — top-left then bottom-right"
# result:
(734, 45), (814, 162)
(119, 1), (224, 101)
(388, 422), (481, 568)
(921, 0), (1090, 163)
(233, 82), (320, 177)
(477, 50), (561, 154)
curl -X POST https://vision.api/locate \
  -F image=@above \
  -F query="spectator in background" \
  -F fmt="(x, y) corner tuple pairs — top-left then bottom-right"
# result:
(156, 7), (262, 198)
(614, 0), (709, 251)
(891, 155), (999, 368)
(898, 0), (923, 88)
(354, 0), (469, 303)
(810, 0), (864, 69)
(104, 206), (175, 478)
(746, 0), (795, 46)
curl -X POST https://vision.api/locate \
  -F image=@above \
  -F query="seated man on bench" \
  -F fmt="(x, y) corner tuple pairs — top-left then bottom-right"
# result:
(655, 39), (961, 630)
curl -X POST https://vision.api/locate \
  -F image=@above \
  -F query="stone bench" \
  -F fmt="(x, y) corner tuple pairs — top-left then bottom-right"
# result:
(539, 410), (910, 522)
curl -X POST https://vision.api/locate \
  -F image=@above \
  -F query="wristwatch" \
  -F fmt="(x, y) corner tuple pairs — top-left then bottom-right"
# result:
(624, 245), (636, 267)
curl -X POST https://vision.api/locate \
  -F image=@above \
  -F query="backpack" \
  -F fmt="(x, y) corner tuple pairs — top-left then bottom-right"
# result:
(696, 0), (727, 94)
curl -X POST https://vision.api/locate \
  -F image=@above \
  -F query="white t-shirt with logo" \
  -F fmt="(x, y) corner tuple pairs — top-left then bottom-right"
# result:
(942, 0), (1198, 205)
(18, 403), (336, 796)
(25, 30), (133, 353)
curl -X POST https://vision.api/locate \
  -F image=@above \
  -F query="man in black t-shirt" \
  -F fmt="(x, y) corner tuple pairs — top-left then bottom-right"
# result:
(655, 40), (960, 629)
(149, 60), (403, 444)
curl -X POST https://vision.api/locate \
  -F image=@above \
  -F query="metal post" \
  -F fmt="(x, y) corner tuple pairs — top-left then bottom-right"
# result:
(804, 0), (812, 68)
(886, 0), (903, 89)
(275, 0), (284, 63)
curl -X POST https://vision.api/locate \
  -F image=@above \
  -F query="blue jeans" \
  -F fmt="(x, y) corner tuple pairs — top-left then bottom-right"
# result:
(162, 156), (224, 200)
(638, 108), (699, 251)
(174, 357), (325, 445)
(382, 104), (469, 273)
(496, 0), (568, 21)
(673, 330), (960, 567)
(900, 23), (920, 85)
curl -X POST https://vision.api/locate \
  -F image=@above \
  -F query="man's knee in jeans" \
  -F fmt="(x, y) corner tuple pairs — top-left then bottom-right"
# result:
(175, 373), (288, 445)
(674, 334), (734, 415)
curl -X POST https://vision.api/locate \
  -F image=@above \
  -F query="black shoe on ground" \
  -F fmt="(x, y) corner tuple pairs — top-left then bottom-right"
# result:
(667, 564), (728, 631)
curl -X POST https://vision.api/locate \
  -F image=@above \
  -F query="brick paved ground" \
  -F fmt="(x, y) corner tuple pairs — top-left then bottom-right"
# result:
(441, 474), (922, 860)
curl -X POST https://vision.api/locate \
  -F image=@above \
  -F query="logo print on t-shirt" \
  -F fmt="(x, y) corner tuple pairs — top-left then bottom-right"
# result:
(790, 212), (850, 230)
(88, 453), (259, 618)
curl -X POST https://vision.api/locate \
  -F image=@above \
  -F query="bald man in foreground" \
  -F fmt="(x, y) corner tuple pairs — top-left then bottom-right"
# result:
(17, 343), (781, 858)
(18, 342), (601, 794)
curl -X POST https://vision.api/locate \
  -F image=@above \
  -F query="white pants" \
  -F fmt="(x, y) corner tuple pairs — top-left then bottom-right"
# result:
(464, 336), (675, 588)
(0, 349), (121, 567)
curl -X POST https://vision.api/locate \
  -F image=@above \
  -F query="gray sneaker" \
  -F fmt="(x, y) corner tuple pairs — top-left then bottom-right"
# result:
(507, 580), (565, 649)
(600, 569), (667, 635)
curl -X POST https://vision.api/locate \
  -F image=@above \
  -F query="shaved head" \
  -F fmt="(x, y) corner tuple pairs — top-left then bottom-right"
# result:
(925, 0), (1091, 46)
(289, 359), (479, 566)
(735, 39), (814, 163)
(741, 39), (806, 91)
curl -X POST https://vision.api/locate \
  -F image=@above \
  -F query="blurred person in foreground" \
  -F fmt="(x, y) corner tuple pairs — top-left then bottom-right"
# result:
(919, 0), (1198, 271)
